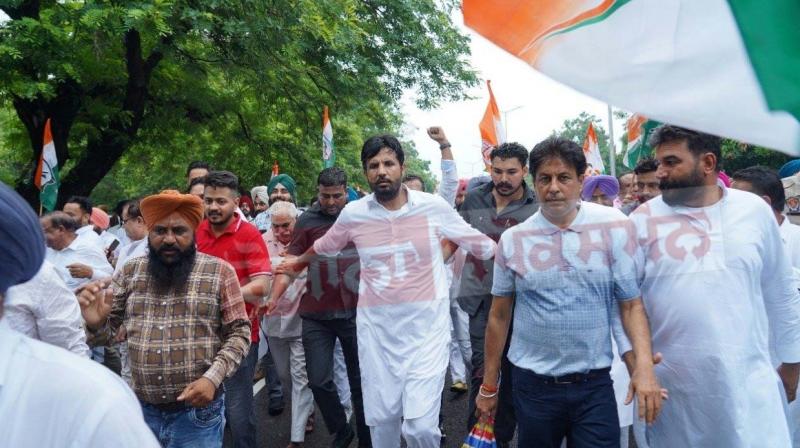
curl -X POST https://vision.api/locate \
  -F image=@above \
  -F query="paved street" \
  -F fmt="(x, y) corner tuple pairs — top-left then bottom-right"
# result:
(225, 378), (479, 448)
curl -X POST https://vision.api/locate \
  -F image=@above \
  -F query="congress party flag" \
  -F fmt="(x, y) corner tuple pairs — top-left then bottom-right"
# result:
(479, 80), (505, 170)
(463, 0), (800, 155)
(583, 123), (604, 175)
(34, 119), (59, 211)
(322, 106), (335, 168)
(623, 114), (661, 168)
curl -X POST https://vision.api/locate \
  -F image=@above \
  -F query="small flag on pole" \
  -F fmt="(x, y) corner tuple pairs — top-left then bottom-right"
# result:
(322, 106), (335, 168)
(34, 119), (59, 212)
(479, 80), (506, 170)
(271, 161), (279, 179)
(623, 114), (661, 168)
(583, 123), (604, 175)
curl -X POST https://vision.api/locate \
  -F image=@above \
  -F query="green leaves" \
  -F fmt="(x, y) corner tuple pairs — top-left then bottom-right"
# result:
(0, 0), (475, 207)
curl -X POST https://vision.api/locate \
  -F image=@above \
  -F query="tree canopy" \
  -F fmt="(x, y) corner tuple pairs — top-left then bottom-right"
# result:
(0, 0), (477, 208)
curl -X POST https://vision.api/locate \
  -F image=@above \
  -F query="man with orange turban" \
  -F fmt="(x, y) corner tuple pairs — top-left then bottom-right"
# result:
(78, 189), (251, 448)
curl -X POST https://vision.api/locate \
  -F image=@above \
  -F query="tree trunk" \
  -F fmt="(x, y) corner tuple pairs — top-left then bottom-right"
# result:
(14, 29), (164, 209)
(13, 80), (81, 210)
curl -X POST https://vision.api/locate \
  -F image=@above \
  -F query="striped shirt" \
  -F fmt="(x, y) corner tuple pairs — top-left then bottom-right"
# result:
(108, 252), (251, 404)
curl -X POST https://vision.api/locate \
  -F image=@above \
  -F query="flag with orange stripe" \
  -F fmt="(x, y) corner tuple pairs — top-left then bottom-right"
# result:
(34, 119), (59, 211)
(463, 0), (800, 155)
(479, 80), (505, 170)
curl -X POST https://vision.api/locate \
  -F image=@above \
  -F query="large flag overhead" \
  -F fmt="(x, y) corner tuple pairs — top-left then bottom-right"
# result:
(479, 80), (506, 169)
(322, 106), (335, 168)
(34, 119), (59, 211)
(623, 114), (661, 168)
(583, 123), (604, 175)
(463, 0), (800, 155)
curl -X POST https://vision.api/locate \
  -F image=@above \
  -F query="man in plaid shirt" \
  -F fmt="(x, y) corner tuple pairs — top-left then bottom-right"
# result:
(79, 190), (251, 448)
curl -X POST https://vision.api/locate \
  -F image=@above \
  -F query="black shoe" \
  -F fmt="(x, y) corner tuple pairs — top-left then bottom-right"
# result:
(332, 423), (355, 448)
(268, 398), (285, 416)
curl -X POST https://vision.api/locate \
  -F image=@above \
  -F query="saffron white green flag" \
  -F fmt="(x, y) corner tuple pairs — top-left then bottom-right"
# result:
(583, 123), (604, 174)
(34, 119), (59, 211)
(463, 0), (800, 155)
(623, 114), (661, 168)
(322, 106), (335, 168)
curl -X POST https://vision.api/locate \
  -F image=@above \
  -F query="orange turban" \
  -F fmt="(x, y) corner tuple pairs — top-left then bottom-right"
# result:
(90, 207), (110, 230)
(140, 190), (204, 231)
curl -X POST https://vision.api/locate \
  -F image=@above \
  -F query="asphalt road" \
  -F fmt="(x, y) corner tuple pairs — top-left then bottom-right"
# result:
(224, 377), (482, 448)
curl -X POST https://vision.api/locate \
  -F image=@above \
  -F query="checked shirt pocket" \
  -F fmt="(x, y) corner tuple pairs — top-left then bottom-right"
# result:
(189, 397), (224, 428)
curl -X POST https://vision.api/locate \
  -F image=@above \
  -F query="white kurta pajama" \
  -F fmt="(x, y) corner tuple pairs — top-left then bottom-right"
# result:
(778, 217), (800, 447)
(630, 188), (800, 447)
(314, 187), (496, 448)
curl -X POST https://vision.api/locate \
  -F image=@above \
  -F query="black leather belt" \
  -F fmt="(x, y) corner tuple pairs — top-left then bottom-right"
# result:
(528, 367), (611, 385)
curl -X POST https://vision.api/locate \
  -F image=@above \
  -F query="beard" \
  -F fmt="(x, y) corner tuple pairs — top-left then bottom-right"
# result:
(370, 177), (402, 202)
(147, 239), (197, 291)
(660, 167), (706, 206)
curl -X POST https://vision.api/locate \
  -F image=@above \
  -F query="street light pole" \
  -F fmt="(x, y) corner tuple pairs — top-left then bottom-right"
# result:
(607, 104), (616, 177)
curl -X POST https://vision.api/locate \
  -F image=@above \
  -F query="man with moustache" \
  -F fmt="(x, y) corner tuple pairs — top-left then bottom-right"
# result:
(629, 125), (800, 447)
(196, 170), (271, 448)
(78, 189), (251, 447)
(476, 136), (661, 447)
(457, 142), (538, 446)
(633, 158), (661, 204)
(269, 174), (297, 206)
(277, 136), (496, 447)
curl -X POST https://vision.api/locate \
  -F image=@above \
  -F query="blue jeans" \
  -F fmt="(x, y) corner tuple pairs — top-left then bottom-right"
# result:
(224, 341), (259, 448)
(513, 365), (619, 448)
(141, 396), (225, 448)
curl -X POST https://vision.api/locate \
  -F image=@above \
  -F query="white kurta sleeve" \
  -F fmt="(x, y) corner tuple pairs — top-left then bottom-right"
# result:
(762, 211), (800, 363)
(79, 245), (113, 280)
(435, 197), (496, 260)
(35, 263), (90, 357)
(312, 207), (352, 257)
(438, 159), (458, 207)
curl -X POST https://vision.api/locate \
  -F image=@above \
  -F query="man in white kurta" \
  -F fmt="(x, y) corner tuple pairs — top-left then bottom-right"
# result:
(630, 126), (800, 447)
(732, 165), (800, 446)
(313, 184), (495, 447)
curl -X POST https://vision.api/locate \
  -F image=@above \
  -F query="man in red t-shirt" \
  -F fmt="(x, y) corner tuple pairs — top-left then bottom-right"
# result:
(196, 170), (270, 448)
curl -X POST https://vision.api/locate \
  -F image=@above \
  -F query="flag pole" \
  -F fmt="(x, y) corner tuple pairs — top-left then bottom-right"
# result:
(607, 104), (616, 177)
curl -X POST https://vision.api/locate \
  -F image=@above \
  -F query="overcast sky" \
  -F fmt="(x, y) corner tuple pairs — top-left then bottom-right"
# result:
(401, 13), (627, 181)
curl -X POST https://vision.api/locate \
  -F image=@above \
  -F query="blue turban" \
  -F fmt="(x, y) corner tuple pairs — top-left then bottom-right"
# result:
(779, 160), (800, 178)
(347, 186), (359, 202)
(0, 182), (45, 294)
(581, 175), (620, 201)
(268, 174), (296, 198)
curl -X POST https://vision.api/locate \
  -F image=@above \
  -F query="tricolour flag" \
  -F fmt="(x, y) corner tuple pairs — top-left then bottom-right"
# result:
(463, 0), (800, 155)
(271, 161), (279, 179)
(623, 114), (661, 168)
(583, 123), (604, 175)
(34, 119), (59, 211)
(479, 80), (506, 170)
(322, 106), (335, 168)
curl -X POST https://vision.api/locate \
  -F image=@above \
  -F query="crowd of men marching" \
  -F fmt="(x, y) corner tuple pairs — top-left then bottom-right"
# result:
(2, 123), (800, 448)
